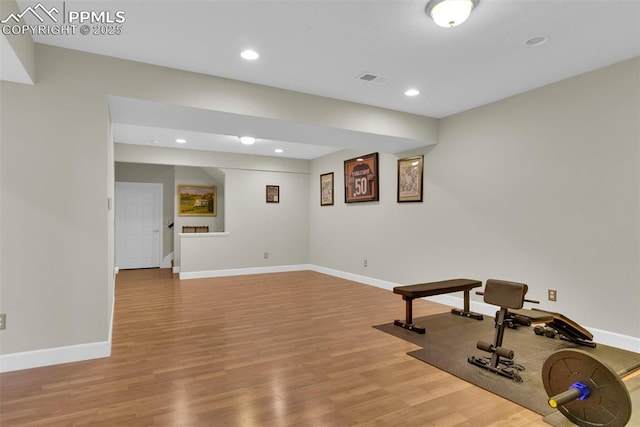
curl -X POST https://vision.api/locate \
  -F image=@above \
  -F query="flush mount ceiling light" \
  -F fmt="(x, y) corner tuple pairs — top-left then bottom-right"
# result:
(404, 88), (420, 97)
(240, 49), (260, 60)
(426, 0), (479, 28)
(239, 136), (256, 145)
(274, 149), (284, 153)
(175, 138), (187, 144)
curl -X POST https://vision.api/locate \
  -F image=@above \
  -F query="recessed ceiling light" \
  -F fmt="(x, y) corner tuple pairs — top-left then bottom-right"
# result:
(176, 138), (187, 144)
(274, 149), (284, 153)
(240, 49), (260, 60)
(239, 136), (256, 145)
(405, 89), (420, 97)
(523, 35), (549, 47)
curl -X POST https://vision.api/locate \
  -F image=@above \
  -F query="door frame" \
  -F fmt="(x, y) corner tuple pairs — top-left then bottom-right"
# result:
(115, 182), (163, 269)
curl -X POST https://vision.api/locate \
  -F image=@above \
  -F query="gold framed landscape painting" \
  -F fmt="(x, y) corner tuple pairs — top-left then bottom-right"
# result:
(178, 185), (217, 216)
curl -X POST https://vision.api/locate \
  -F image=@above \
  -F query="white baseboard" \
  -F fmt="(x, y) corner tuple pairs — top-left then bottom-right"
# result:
(4, 265), (636, 373)
(308, 266), (640, 354)
(308, 265), (398, 290)
(587, 328), (640, 353)
(0, 341), (111, 373)
(180, 264), (312, 280)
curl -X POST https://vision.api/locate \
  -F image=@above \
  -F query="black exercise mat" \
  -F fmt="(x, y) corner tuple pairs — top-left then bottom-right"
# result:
(373, 313), (640, 416)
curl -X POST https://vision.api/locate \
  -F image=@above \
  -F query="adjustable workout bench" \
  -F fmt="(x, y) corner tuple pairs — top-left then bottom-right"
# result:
(532, 309), (596, 348)
(393, 278), (484, 334)
(506, 307), (595, 347)
(468, 279), (538, 382)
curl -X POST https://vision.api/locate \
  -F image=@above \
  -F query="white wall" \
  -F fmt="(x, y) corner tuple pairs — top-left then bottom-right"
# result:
(173, 166), (223, 268)
(309, 57), (640, 340)
(180, 168), (310, 273)
(2, 39), (636, 366)
(1, 52), (110, 355)
(1, 43), (431, 360)
(114, 144), (311, 273)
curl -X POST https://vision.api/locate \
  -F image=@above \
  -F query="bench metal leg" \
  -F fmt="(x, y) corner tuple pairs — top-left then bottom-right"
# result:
(393, 297), (426, 334)
(405, 296), (413, 324)
(450, 290), (484, 320)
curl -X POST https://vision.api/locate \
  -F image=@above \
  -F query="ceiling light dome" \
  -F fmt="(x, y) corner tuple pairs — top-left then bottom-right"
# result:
(240, 49), (260, 60)
(426, 0), (478, 28)
(239, 136), (256, 145)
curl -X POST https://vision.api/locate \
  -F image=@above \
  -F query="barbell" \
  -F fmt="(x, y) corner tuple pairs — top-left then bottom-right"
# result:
(542, 349), (633, 427)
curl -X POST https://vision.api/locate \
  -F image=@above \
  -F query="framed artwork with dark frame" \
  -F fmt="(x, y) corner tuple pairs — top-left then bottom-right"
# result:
(397, 155), (424, 203)
(178, 185), (217, 216)
(320, 172), (334, 206)
(344, 152), (379, 203)
(266, 185), (280, 203)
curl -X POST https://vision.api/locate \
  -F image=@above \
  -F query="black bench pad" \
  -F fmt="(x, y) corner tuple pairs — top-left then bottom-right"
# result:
(394, 278), (482, 298)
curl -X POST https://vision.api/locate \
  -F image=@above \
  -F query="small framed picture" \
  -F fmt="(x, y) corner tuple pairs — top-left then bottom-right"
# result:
(320, 172), (334, 206)
(266, 185), (280, 203)
(344, 152), (379, 203)
(397, 155), (424, 203)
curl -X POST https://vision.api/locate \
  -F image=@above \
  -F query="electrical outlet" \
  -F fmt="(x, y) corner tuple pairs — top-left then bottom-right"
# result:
(548, 289), (557, 302)
(264, 252), (269, 259)
(0, 313), (6, 330)
(363, 259), (368, 267)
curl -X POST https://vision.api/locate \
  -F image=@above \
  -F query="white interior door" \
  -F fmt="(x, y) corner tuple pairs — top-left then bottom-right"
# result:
(115, 182), (162, 269)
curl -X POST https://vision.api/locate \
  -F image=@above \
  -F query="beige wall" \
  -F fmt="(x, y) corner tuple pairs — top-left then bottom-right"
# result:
(309, 57), (640, 339)
(180, 168), (310, 273)
(1, 41), (637, 360)
(1, 43), (432, 356)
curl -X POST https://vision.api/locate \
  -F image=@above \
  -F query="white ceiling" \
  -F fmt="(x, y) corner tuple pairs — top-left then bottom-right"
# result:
(7, 0), (640, 159)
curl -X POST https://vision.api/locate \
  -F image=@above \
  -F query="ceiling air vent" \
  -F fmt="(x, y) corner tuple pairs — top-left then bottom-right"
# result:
(356, 72), (390, 85)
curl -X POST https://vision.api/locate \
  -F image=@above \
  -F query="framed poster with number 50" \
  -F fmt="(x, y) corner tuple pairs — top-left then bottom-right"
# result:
(344, 152), (379, 203)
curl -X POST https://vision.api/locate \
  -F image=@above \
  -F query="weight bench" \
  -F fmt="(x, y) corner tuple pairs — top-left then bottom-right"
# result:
(530, 309), (596, 348)
(468, 279), (537, 382)
(508, 308), (596, 347)
(393, 278), (484, 334)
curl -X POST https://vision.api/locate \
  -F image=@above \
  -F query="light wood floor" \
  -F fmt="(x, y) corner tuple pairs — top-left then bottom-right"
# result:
(0, 269), (550, 426)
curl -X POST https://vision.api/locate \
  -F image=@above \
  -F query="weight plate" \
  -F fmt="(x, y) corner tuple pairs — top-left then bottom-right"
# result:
(542, 349), (631, 427)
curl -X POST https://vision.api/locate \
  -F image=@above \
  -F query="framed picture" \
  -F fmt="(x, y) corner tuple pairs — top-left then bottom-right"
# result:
(344, 152), (379, 203)
(266, 185), (280, 203)
(178, 185), (217, 216)
(320, 172), (334, 206)
(397, 155), (424, 203)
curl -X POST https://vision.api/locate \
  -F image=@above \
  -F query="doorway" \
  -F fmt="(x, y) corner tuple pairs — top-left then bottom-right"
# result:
(115, 182), (163, 269)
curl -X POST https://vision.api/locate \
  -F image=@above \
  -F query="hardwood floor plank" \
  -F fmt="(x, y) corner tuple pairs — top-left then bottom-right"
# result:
(0, 270), (549, 426)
